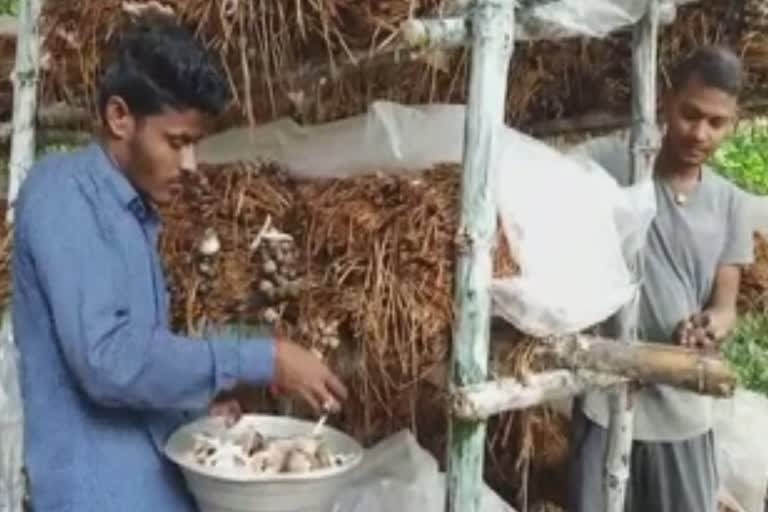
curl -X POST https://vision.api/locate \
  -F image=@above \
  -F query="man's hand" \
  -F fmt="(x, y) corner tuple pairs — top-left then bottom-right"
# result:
(673, 310), (733, 351)
(272, 339), (348, 414)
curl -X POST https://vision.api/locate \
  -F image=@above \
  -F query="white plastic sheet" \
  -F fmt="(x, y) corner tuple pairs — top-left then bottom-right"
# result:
(332, 430), (515, 512)
(714, 390), (768, 512)
(0, 310), (24, 512)
(444, 0), (695, 41)
(200, 101), (655, 337)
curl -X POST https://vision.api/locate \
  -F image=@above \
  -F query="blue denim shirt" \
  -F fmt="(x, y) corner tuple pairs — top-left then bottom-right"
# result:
(12, 143), (274, 511)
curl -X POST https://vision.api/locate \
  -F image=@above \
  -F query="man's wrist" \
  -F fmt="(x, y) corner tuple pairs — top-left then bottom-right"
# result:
(704, 308), (736, 341)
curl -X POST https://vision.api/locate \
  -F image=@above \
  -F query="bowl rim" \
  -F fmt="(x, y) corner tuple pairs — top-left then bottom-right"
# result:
(164, 414), (364, 483)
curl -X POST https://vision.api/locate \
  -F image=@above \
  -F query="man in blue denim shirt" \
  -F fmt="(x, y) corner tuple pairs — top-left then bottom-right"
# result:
(12, 17), (347, 512)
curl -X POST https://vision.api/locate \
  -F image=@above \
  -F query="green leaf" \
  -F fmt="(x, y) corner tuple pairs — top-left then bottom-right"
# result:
(713, 124), (768, 195)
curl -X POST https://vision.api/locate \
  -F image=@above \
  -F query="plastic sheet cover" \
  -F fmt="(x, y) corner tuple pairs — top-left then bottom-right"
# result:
(333, 430), (515, 512)
(514, 0), (696, 40)
(438, 0), (698, 40)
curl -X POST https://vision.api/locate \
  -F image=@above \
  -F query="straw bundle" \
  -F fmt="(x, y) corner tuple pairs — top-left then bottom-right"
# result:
(159, 161), (519, 440)
(738, 232), (768, 313)
(16, 0), (766, 135)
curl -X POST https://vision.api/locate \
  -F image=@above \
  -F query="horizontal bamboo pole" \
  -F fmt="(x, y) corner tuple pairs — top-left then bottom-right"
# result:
(453, 369), (625, 420)
(452, 332), (736, 420)
(401, 18), (470, 49)
(544, 334), (735, 397)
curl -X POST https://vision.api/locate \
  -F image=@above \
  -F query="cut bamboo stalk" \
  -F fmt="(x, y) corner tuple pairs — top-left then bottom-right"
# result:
(6, 0), (43, 224)
(451, 334), (735, 420)
(545, 335), (735, 398)
(604, 1), (661, 511)
(453, 369), (626, 420)
(401, 17), (469, 49)
(443, 2), (515, 512)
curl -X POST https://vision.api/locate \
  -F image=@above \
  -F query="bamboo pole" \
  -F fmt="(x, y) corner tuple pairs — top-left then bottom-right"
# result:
(547, 335), (734, 397)
(1, 1), (43, 508)
(0, 310), (24, 512)
(604, 2), (662, 511)
(454, 369), (626, 421)
(6, 0), (43, 223)
(452, 335), (735, 420)
(444, 2), (514, 511)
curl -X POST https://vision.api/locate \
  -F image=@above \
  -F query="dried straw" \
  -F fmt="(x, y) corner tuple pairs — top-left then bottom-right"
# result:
(158, 162), (519, 441)
(738, 232), (768, 313)
(27, 0), (768, 133)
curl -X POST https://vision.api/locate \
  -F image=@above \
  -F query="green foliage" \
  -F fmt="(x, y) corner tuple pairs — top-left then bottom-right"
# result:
(712, 123), (768, 195)
(724, 314), (768, 395)
(0, 0), (17, 16)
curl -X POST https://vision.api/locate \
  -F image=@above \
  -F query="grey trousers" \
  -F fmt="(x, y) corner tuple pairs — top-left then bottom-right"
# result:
(568, 406), (718, 512)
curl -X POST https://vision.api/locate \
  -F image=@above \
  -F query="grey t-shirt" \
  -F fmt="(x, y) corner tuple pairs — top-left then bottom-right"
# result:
(569, 132), (754, 442)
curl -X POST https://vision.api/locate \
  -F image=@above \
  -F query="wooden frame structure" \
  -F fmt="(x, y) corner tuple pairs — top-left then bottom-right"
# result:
(404, 1), (733, 512)
(0, 2), (736, 512)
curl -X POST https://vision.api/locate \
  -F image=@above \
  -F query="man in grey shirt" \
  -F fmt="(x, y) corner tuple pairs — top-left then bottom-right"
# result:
(568, 46), (753, 511)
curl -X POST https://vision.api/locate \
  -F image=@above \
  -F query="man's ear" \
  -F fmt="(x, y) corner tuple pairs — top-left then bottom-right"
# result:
(102, 96), (135, 141)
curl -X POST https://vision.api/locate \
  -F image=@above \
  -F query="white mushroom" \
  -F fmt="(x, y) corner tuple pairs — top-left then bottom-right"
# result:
(263, 259), (278, 275)
(198, 228), (221, 256)
(284, 450), (314, 473)
(259, 280), (275, 296)
(261, 308), (280, 324)
(291, 437), (321, 457)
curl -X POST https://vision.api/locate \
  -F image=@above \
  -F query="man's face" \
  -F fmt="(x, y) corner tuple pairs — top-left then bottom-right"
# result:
(663, 76), (738, 168)
(127, 108), (209, 205)
(105, 98), (210, 205)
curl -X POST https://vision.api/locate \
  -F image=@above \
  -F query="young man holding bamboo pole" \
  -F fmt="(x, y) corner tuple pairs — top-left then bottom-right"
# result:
(11, 16), (347, 512)
(568, 46), (753, 512)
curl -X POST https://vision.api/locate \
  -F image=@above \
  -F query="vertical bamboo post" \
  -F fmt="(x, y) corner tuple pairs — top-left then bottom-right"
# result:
(446, 2), (514, 512)
(603, 2), (660, 511)
(6, 0), (43, 223)
(1, 1), (43, 510)
(0, 310), (23, 512)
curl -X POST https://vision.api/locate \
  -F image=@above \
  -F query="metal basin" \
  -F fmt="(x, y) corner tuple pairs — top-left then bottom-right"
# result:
(165, 414), (364, 512)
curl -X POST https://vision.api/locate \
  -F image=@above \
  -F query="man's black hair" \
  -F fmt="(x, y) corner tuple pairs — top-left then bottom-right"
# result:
(669, 45), (744, 97)
(98, 15), (231, 118)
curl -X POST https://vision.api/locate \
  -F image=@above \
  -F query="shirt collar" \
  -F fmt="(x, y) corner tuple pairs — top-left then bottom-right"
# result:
(89, 142), (159, 223)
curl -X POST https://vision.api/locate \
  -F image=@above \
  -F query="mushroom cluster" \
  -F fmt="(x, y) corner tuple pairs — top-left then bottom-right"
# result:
(189, 421), (348, 475)
(299, 318), (341, 360)
(251, 223), (303, 325)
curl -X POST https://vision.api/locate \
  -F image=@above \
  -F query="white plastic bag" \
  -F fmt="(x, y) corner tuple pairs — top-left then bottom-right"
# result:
(0, 310), (25, 512)
(516, 0), (650, 39)
(199, 101), (655, 336)
(490, 129), (654, 336)
(714, 390), (768, 512)
(332, 430), (515, 512)
(439, 0), (694, 41)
